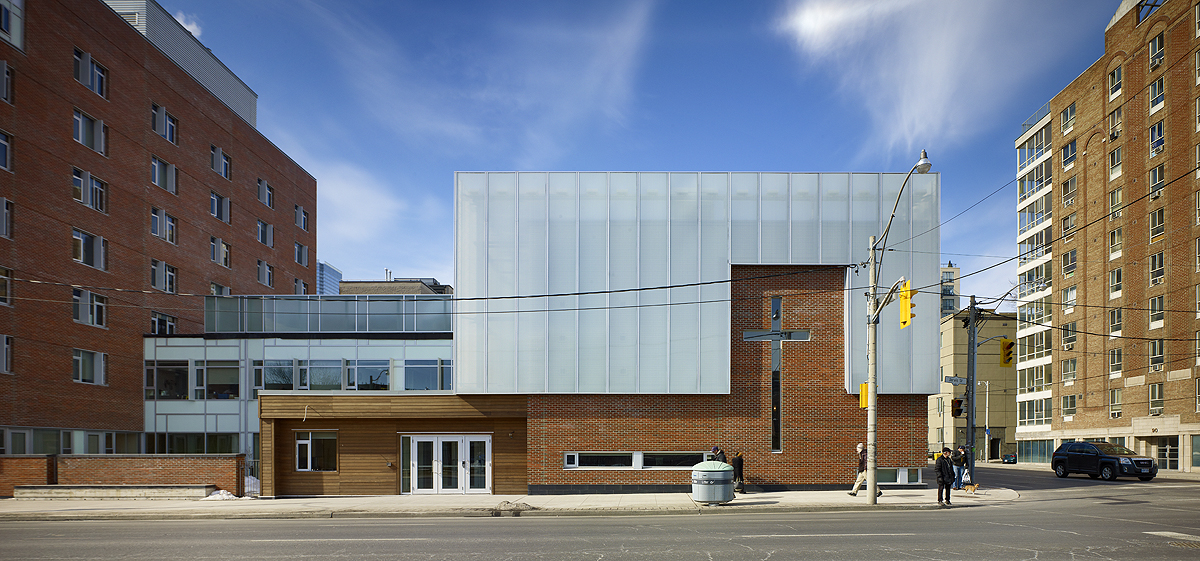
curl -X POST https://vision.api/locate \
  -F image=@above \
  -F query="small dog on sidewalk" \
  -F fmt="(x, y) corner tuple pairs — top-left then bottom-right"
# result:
(961, 482), (979, 494)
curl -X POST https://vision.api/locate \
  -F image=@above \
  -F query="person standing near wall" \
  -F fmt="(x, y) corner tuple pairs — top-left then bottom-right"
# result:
(711, 446), (727, 464)
(936, 447), (955, 507)
(951, 445), (967, 490)
(730, 451), (745, 493)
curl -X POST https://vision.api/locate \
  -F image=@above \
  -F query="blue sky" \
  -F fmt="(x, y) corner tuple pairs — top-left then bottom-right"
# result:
(163, 0), (1117, 306)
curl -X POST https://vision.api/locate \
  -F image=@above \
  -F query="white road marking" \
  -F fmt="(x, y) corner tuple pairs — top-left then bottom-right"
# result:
(251, 538), (430, 542)
(740, 533), (916, 538)
(1145, 531), (1200, 542)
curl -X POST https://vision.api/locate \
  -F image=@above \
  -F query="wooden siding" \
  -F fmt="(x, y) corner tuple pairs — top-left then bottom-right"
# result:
(267, 414), (530, 493)
(259, 395), (527, 419)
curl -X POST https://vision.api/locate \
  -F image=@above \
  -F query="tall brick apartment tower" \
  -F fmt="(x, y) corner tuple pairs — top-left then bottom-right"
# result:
(1013, 0), (1197, 472)
(0, 0), (316, 455)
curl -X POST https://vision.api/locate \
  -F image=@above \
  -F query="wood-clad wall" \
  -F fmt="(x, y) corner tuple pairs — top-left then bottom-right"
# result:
(260, 395), (528, 496)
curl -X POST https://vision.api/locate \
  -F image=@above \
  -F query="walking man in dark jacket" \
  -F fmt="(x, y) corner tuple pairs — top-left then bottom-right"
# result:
(847, 443), (881, 497)
(935, 447), (955, 507)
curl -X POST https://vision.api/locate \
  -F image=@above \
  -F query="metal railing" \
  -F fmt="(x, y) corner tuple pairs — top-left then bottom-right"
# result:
(1021, 101), (1051, 134)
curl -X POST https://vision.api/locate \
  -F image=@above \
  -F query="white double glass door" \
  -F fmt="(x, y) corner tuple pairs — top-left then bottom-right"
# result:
(412, 435), (491, 494)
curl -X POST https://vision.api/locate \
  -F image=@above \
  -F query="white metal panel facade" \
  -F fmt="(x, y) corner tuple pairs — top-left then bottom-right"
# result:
(454, 171), (941, 395)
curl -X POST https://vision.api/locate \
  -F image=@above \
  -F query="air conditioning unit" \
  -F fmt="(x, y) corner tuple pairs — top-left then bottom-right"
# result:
(1150, 407), (1163, 416)
(1151, 277), (1163, 285)
(1110, 411), (1123, 419)
(1151, 145), (1163, 157)
(1064, 197), (1074, 207)
(1063, 342), (1074, 351)
(1150, 190), (1161, 199)
(1110, 130), (1120, 140)
(1151, 56), (1163, 70)
(1151, 364), (1163, 372)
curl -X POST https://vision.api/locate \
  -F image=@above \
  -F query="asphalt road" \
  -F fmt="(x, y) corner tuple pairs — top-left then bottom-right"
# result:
(2, 466), (1198, 560)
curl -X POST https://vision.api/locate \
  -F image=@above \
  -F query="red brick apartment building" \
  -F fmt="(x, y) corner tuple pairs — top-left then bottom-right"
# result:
(1013, 0), (1199, 471)
(0, 0), (315, 456)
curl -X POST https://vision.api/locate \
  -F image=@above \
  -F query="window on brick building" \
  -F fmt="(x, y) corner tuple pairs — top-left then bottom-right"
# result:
(1110, 348), (1123, 376)
(150, 259), (177, 293)
(211, 146), (231, 179)
(1062, 175), (1076, 205)
(295, 242), (308, 266)
(0, 334), (10, 374)
(0, 130), (9, 170)
(1061, 358), (1077, 382)
(1150, 164), (1165, 198)
(71, 168), (106, 212)
(1062, 140), (1076, 167)
(296, 432), (337, 471)
(150, 208), (176, 244)
(1150, 77), (1165, 112)
(210, 192), (229, 222)
(1109, 147), (1122, 180)
(257, 179), (273, 208)
(151, 311), (176, 335)
(1109, 186), (1123, 218)
(1062, 285), (1076, 309)
(73, 49), (106, 97)
(151, 104), (177, 143)
(72, 348), (106, 385)
(1061, 322), (1077, 348)
(1150, 296), (1164, 328)
(1150, 383), (1164, 415)
(1060, 102), (1075, 134)
(1108, 66), (1122, 98)
(1109, 227), (1122, 257)
(257, 219), (273, 246)
(1150, 339), (1165, 368)
(294, 279), (308, 295)
(1, 197), (12, 239)
(1149, 31), (1165, 68)
(1150, 121), (1164, 156)
(1062, 249), (1077, 277)
(0, 265), (9, 305)
(1109, 388), (1122, 418)
(1062, 394), (1077, 416)
(72, 229), (107, 269)
(151, 156), (176, 194)
(1150, 207), (1165, 239)
(1150, 251), (1165, 285)
(210, 236), (230, 267)
(1, 60), (10, 104)
(295, 205), (309, 231)
(73, 109), (105, 153)
(72, 288), (106, 327)
(257, 260), (273, 287)
(210, 282), (229, 296)
(1110, 307), (1122, 334)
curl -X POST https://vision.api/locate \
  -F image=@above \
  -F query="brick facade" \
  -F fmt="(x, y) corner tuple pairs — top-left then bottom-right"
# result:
(527, 265), (928, 491)
(0, 454), (243, 496)
(0, 0), (315, 447)
(1016, 1), (1199, 468)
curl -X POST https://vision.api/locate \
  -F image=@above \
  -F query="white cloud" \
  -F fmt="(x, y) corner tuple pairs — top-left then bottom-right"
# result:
(173, 11), (202, 38)
(310, 0), (653, 168)
(775, 0), (1078, 158)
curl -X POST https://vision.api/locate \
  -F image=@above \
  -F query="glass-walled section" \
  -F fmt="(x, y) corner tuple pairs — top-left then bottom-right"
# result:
(205, 295), (452, 333)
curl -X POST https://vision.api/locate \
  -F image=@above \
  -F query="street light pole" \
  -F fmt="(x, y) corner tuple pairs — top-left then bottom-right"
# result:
(865, 150), (931, 506)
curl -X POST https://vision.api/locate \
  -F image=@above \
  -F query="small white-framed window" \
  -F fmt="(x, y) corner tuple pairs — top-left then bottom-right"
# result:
(1061, 394), (1077, 416)
(151, 156), (176, 194)
(256, 220), (273, 246)
(1110, 348), (1123, 376)
(1109, 106), (1122, 138)
(73, 49), (106, 97)
(72, 348), (106, 385)
(1149, 32), (1164, 70)
(1061, 212), (1076, 236)
(209, 237), (230, 267)
(1150, 207), (1165, 238)
(257, 260), (273, 287)
(151, 104), (177, 143)
(150, 207), (176, 244)
(295, 205), (309, 231)
(1108, 66), (1122, 98)
(1062, 285), (1077, 309)
(1149, 164), (1165, 198)
(1061, 139), (1076, 167)
(1149, 383), (1164, 415)
(210, 282), (229, 296)
(1109, 147), (1122, 179)
(1, 197), (13, 238)
(150, 311), (176, 335)
(1061, 358), (1077, 382)
(1150, 251), (1165, 284)
(1150, 339), (1165, 367)
(1149, 120), (1164, 155)
(150, 259), (177, 293)
(71, 169), (107, 213)
(296, 431), (337, 472)
(1060, 103), (1075, 134)
(1, 334), (11, 374)
(1109, 187), (1123, 219)
(1150, 77), (1165, 112)
(1062, 249), (1077, 277)
(1109, 227), (1122, 258)
(211, 146), (231, 179)
(1109, 388), (1122, 418)
(72, 288), (106, 327)
(294, 242), (308, 266)
(210, 192), (229, 222)
(257, 179), (273, 208)
(1, 60), (11, 104)
(1061, 321), (1077, 347)
(72, 109), (105, 154)
(1062, 175), (1076, 205)
(0, 130), (9, 170)
(294, 279), (308, 295)
(72, 228), (107, 269)
(1150, 295), (1164, 328)
(1110, 307), (1122, 334)
(0, 265), (10, 305)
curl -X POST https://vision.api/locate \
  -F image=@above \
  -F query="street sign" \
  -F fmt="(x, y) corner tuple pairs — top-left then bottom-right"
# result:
(943, 376), (967, 385)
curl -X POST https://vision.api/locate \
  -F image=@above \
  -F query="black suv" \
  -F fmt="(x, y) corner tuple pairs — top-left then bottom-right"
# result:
(1051, 441), (1157, 481)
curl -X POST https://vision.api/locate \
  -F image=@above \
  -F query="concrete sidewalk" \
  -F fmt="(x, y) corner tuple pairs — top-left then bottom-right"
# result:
(0, 486), (1018, 521)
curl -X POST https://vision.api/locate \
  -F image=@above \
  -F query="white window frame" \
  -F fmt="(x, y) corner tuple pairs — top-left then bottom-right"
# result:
(72, 168), (107, 212)
(150, 311), (176, 335)
(0, 130), (9, 170)
(1109, 227), (1123, 258)
(150, 207), (176, 244)
(150, 259), (177, 293)
(211, 146), (231, 179)
(1110, 348), (1123, 376)
(295, 242), (308, 266)
(1109, 388), (1122, 418)
(1060, 103), (1076, 134)
(72, 348), (106, 385)
(1108, 66), (1122, 99)
(1109, 106), (1122, 138)
(257, 179), (273, 208)
(1062, 394), (1077, 416)
(1061, 358), (1077, 382)
(72, 109), (105, 154)
(1109, 147), (1122, 180)
(257, 260), (274, 287)
(151, 104), (177, 144)
(1150, 339), (1165, 367)
(0, 197), (9, 238)
(294, 279), (308, 295)
(151, 156), (176, 194)
(1150, 252), (1165, 284)
(0, 265), (10, 306)
(1149, 383), (1164, 415)
(1062, 139), (1076, 168)
(1150, 120), (1165, 155)
(1150, 207), (1165, 238)
(209, 236), (230, 267)
(1, 334), (11, 373)
(72, 228), (107, 270)
(1, 60), (11, 104)
(295, 205), (309, 231)
(210, 192), (230, 222)
(73, 49), (106, 97)
(1150, 33), (1165, 70)
(1110, 307), (1122, 335)
(1150, 296), (1164, 328)
(72, 288), (106, 327)
(295, 431), (338, 472)
(256, 220), (274, 247)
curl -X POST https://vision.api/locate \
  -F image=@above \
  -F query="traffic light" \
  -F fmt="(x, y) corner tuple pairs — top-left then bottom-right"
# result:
(999, 337), (1015, 367)
(898, 281), (917, 329)
(951, 398), (964, 417)
(859, 382), (868, 409)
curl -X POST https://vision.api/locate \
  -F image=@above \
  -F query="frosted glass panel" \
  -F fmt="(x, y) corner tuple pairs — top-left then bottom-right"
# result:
(518, 173), (548, 296)
(578, 296), (607, 392)
(547, 305), (576, 392)
(487, 173), (517, 298)
(730, 173), (759, 263)
(670, 173), (699, 286)
(760, 173), (789, 263)
(700, 173), (729, 284)
(639, 305), (668, 392)
(790, 174), (819, 263)
(639, 173), (670, 393)
(609, 173), (639, 393)
(455, 173), (487, 312)
(517, 297), (546, 392)
(669, 288), (699, 393)
(819, 174), (850, 263)
(487, 313), (515, 392)
(699, 299), (729, 393)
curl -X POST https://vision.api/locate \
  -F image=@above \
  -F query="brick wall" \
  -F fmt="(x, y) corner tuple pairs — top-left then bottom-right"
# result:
(0, 0), (315, 436)
(0, 456), (55, 496)
(55, 454), (245, 495)
(528, 265), (928, 490)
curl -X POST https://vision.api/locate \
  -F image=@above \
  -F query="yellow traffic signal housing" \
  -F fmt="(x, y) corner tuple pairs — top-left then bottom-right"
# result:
(999, 337), (1015, 367)
(899, 281), (917, 329)
(859, 382), (868, 409)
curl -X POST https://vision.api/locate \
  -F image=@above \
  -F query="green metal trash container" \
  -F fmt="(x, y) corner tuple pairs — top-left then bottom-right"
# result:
(691, 460), (734, 505)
